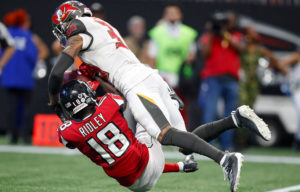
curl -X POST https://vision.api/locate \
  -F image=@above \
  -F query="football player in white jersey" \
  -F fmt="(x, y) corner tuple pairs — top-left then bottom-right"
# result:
(48, 2), (271, 191)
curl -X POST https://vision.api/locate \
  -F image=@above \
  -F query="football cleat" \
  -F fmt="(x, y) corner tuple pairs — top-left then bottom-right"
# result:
(232, 105), (271, 141)
(182, 155), (198, 172)
(220, 152), (244, 192)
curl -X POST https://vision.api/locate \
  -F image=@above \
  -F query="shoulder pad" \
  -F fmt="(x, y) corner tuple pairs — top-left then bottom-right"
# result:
(65, 19), (87, 39)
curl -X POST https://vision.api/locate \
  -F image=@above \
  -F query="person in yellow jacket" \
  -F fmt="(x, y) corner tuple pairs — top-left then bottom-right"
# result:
(148, 4), (198, 89)
(147, 4), (198, 126)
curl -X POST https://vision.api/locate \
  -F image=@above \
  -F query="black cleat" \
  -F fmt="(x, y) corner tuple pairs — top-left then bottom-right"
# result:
(232, 105), (271, 141)
(182, 155), (198, 173)
(220, 153), (244, 192)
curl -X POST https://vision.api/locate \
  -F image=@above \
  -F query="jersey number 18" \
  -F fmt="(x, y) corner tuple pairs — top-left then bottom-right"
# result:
(87, 122), (130, 165)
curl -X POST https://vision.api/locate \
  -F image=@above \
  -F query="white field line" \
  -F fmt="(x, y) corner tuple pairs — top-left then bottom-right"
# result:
(0, 145), (300, 165)
(266, 184), (300, 192)
(163, 151), (300, 164)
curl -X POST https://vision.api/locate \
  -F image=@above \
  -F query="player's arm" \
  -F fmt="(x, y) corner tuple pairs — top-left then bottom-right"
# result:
(78, 64), (121, 95)
(57, 123), (76, 149)
(107, 93), (127, 112)
(48, 35), (83, 106)
(49, 19), (91, 106)
(94, 75), (121, 94)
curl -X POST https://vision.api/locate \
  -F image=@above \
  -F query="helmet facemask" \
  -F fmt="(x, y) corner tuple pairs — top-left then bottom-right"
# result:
(52, 22), (68, 46)
(52, 1), (92, 46)
(59, 80), (97, 120)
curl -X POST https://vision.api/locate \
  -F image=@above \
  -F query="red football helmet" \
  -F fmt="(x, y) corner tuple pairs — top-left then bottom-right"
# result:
(52, 1), (92, 44)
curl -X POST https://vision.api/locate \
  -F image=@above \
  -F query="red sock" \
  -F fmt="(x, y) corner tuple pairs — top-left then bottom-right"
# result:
(163, 163), (180, 173)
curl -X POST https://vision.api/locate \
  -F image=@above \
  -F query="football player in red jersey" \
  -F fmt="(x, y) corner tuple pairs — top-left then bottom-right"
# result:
(57, 80), (196, 191)
(49, 2), (271, 191)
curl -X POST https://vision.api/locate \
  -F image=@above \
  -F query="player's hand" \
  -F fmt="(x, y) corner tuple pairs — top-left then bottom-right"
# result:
(79, 63), (99, 80)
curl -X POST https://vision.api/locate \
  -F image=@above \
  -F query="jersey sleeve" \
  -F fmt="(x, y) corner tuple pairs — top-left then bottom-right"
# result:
(87, 80), (100, 91)
(57, 128), (68, 146)
(57, 122), (76, 149)
(106, 93), (125, 110)
(65, 18), (93, 51)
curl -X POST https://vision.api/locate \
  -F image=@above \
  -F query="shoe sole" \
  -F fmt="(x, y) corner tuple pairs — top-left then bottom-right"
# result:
(239, 105), (271, 141)
(232, 153), (244, 192)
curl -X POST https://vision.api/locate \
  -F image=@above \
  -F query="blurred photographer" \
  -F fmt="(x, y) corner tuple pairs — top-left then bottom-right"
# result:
(198, 12), (245, 150)
(202, 12), (244, 57)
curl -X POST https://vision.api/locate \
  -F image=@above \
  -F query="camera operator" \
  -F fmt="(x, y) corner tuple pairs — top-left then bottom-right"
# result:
(198, 11), (245, 150)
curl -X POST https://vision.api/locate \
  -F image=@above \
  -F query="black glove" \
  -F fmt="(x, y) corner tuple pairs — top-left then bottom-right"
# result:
(168, 86), (184, 110)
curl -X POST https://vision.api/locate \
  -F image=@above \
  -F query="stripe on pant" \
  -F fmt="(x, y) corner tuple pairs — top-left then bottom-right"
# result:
(137, 94), (170, 130)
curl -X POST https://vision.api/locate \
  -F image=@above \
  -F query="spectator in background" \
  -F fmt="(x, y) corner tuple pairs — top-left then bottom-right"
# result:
(32, 32), (49, 62)
(198, 12), (244, 150)
(90, 2), (106, 20)
(148, 4), (198, 125)
(50, 39), (64, 66)
(123, 16), (150, 132)
(0, 21), (15, 135)
(239, 26), (281, 107)
(0, 22), (15, 75)
(1, 9), (38, 144)
(124, 16), (149, 64)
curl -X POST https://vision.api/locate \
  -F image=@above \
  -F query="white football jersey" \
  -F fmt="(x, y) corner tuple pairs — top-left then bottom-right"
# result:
(76, 17), (155, 94)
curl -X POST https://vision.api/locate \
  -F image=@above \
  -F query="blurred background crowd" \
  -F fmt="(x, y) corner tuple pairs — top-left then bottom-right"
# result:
(1, 0), (300, 152)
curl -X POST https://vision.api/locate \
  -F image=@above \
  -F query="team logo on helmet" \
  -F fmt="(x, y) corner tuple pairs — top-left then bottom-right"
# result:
(52, 4), (78, 24)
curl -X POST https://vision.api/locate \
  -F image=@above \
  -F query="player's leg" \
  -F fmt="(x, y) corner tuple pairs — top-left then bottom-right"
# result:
(184, 117), (236, 144)
(123, 106), (137, 133)
(126, 76), (227, 162)
(126, 74), (242, 191)
(181, 104), (271, 155)
(163, 155), (198, 173)
(126, 85), (170, 139)
(126, 73), (231, 164)
(160, 81), (187, 132)
(129, 124), (165, 192)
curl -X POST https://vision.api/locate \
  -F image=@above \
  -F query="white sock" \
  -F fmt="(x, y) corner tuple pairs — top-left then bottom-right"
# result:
(177, 162), (184, 172)
(219, 154), (227, 166)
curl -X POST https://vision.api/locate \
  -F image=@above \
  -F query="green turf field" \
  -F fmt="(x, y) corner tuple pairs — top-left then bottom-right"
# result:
(0, 152), (300, 192)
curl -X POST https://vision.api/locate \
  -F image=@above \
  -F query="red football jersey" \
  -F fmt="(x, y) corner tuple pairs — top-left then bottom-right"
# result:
(58, 94), (149, 187)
